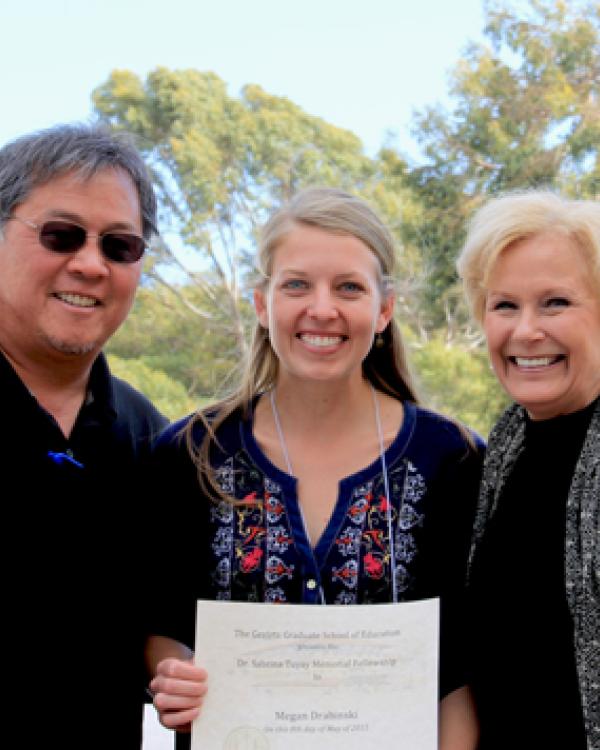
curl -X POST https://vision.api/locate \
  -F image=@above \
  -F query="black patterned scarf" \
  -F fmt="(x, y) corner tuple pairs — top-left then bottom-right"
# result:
(467, 398), (600, 750)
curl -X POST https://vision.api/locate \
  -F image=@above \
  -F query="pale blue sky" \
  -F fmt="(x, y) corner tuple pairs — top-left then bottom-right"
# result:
(1, 0), (488, 159)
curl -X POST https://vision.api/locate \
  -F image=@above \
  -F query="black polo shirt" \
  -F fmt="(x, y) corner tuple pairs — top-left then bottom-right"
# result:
(0, 351), (167, 748)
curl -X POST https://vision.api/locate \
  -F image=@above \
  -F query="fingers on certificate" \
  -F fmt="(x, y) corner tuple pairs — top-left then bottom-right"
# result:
(150, 657), (208, 730)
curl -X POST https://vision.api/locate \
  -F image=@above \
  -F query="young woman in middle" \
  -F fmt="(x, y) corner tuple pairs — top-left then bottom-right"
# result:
(145, 187), (483, 748)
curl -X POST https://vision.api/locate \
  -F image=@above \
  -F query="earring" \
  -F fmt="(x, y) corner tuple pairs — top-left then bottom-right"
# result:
(375, 332), (385, 348)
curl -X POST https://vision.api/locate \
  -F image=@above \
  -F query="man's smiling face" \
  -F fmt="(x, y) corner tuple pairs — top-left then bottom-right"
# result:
(0, 167), (143, 366)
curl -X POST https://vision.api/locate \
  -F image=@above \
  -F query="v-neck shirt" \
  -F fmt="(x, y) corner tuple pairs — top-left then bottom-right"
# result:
(241, 398), (418, 575)
(148, 398), (484, 698)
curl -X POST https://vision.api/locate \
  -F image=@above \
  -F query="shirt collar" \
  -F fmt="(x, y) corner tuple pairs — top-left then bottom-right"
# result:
(0, 348), (117, 423)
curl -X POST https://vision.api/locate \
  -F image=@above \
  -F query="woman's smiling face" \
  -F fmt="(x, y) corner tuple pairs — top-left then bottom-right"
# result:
(483, 231), (600, 420)
(253, 223), (394, 388)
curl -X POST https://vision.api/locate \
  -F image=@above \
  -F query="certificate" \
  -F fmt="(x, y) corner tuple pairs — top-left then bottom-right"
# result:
(192, 598), (439, 749)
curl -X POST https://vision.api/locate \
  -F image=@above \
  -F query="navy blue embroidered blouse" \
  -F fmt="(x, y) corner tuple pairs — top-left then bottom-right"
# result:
(148, 399), (483, 698)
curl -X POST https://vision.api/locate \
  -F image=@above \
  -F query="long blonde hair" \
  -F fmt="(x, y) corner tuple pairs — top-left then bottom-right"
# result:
(186, 187), (420, 501)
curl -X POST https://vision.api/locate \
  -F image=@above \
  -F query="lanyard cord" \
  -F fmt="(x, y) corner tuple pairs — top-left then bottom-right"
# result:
(269, 384), (397, 604)
(270, 388), (293, 475)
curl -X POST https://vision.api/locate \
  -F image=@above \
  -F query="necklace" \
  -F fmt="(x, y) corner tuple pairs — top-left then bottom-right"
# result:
(269, 384), (397, 602)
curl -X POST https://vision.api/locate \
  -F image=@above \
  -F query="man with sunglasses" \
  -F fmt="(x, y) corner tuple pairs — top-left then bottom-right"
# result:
(0, 124), (168, 747)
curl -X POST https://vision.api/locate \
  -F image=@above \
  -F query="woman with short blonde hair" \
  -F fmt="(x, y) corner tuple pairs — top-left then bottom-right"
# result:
(457, 189), (600, 750)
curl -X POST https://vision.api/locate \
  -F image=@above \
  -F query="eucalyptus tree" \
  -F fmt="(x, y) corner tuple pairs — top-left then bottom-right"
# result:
(93, 69), (377, 360)
(401, 0), (599, 327)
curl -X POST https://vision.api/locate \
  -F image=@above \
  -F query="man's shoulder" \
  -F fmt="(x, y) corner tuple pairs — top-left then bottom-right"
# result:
(110, 374), (168, 435)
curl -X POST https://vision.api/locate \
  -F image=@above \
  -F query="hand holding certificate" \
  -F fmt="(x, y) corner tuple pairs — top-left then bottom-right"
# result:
(192, 598), (439, 750)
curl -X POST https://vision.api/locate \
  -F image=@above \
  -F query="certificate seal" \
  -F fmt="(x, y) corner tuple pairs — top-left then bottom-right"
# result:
(224, 726), (270, 750)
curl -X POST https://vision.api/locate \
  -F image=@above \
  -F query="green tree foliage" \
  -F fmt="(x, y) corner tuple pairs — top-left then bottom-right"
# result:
(402, 0), (599, 327)
(107, 354), (197, 421)
(409, 335), (510, 436)
(107, 285), (248, 402)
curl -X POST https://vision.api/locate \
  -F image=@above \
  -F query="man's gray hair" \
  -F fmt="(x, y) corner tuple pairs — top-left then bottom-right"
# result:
(0, 122), (157, 240)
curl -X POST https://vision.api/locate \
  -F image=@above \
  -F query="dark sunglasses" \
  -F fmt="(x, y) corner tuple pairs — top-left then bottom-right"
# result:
(11, 216), (146, 263)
